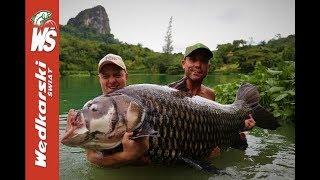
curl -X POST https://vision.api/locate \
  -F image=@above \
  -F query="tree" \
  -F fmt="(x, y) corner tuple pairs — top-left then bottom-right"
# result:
(232, 39), (246, 48)
(162, 16), (173, 54)
(213, 43), (234, 64)
(275, 33), (282, 39)
(258, 40), (266, 46)
(248, 37), (255, 45)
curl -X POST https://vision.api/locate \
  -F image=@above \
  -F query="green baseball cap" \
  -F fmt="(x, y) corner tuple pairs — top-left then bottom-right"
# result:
(184, 43), (213, 60)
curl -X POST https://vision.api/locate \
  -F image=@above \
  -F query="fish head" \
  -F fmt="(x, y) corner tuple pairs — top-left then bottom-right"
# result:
(60, 108), (89, 147)
(61, 94), (145, 150)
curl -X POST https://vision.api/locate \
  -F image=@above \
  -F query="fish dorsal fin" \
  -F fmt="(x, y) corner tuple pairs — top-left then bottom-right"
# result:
(126, 101), (144, 131)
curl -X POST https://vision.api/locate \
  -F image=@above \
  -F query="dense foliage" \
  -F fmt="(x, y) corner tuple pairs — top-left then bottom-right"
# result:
(212, 35), (295, 74)
(214, 36), (295, 123)
(60, 25), (184, 75)
(61, 25), (120, 44)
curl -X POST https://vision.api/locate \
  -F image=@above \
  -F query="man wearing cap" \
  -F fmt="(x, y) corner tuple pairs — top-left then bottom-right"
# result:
(168, 43), (216, 100)
(97, 53), (128, 94)
(168, 43), (256, 157)
(86, 54), (150, 167)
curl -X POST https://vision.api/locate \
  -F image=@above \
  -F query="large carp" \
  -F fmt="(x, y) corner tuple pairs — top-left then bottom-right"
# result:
(61, 83), (279, 171)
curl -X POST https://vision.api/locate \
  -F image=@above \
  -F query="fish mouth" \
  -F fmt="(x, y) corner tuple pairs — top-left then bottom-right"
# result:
(61, 110), (88, 146)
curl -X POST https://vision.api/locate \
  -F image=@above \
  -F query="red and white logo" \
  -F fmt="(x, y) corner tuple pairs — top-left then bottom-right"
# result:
(26, 2), (59, 179)
(30, 10), (57, 52)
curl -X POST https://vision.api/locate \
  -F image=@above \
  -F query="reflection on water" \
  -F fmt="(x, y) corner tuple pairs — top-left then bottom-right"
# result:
(59, 75), (295, 180)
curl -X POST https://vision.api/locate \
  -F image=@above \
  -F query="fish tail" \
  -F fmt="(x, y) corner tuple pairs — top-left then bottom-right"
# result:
(235, 83), (280, 130)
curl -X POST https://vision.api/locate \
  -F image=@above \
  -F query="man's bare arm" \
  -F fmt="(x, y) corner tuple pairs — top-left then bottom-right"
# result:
(86, 132), (149, 167)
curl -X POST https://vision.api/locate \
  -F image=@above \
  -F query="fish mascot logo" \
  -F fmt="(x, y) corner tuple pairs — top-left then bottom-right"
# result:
(30, 10), (57, 52)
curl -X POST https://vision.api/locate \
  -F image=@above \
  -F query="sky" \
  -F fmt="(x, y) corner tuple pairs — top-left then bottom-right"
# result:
(60, 0), (295, 53)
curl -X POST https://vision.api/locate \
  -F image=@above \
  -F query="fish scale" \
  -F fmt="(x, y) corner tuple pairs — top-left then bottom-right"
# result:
(116, 85), (249, 163)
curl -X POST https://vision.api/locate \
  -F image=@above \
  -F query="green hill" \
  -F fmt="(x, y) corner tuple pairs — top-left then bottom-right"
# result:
(59, 24), (184, 76)
(60, 26), (294, 77)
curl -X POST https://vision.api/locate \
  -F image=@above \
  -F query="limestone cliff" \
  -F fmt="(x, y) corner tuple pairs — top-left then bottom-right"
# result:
(67, 5), (111, 34)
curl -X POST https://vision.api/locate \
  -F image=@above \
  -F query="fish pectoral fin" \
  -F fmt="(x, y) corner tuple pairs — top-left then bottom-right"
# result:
(126, 101), (143, 131)
(177, 156), (226, 175)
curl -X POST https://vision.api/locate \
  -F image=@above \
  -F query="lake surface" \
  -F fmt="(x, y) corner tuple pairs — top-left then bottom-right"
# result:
(59, 74), (295, 180)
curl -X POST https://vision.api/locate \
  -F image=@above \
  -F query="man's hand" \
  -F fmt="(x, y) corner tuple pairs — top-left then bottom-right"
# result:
(239, 131), (248, 140)
(86, 149), (104, 166)
(244, 114), (256, 130)
(208, 146), (221, 159)
(85, 132), (150, 167)
(121, 132), (149, 162)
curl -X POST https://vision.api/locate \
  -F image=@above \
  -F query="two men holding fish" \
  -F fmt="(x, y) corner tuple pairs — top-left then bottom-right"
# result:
(81, 43), (256, 167)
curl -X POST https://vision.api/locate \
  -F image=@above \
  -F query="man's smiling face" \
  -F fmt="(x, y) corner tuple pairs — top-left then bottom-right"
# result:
(98, 63), (127, 94)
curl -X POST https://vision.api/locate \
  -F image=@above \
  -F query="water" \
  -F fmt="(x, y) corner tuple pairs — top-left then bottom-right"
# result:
(59, 74), (239, 114)
(59, 74), (295, 180)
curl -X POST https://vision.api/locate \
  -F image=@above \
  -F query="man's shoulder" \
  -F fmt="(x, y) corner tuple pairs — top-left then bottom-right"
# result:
(201, 85), (216, 100)
(201, 84), (215, 93)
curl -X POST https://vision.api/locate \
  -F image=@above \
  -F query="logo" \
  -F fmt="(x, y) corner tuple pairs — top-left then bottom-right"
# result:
(31, 10), (57, 52)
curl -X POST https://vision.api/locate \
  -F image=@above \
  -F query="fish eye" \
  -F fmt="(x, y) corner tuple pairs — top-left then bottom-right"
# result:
(90, 104), (98, 112)
(91, 107), (97, 112)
